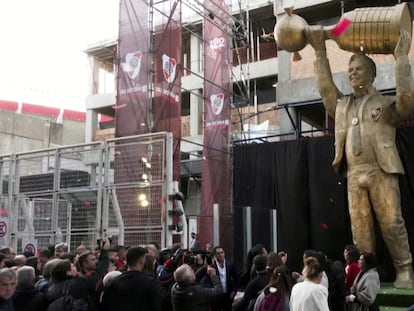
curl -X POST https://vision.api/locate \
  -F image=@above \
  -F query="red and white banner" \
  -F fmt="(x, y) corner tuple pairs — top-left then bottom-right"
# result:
(200, 0), (232, 246)
(116, 0), (150, 137)
(153, 0), (182, 181)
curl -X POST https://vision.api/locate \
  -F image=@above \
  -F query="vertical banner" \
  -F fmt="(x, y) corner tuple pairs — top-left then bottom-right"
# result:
(114, 0), (150, 228)
(116, 0), (150, 137)
(153, 0), (182, 181)
(201, 0), (232, 250)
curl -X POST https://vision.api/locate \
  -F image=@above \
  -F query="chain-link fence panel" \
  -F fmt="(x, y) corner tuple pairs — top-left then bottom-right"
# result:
(103, 133), (169, 248)
(0, 133), (172, 253)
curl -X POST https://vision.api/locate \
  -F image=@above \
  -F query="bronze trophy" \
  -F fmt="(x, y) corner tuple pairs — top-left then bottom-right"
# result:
(275, 3), (412, 60)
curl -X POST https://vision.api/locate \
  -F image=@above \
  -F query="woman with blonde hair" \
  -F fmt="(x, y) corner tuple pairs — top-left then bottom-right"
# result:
(290, 257), (329, 311)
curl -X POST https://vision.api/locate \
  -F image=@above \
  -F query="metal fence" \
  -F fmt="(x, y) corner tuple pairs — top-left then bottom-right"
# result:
(0, 132), (173, 253)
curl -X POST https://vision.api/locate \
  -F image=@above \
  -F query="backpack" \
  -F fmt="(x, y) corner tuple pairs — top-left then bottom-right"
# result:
(47, 282), (89, 311)
(256, 292), (283, 311)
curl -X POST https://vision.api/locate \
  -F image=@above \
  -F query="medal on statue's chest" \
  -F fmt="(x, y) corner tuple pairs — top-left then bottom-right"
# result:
(352, 116), (359, 125)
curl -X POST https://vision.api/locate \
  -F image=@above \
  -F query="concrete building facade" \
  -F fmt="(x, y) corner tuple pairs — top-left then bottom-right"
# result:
(0, 100), (87, 155)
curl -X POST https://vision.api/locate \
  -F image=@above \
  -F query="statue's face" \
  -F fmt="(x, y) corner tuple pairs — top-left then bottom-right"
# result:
(348, 57), (373, 90)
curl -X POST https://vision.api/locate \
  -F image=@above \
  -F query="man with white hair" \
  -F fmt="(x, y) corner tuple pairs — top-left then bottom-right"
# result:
(171, 263), (223, 311)
(54, 243), (68, 258)
(0, 268), (17, 311)
(12, 265), (46, 310)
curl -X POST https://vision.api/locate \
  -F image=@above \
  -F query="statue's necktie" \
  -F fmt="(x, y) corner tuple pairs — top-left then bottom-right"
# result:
(351, 97), (362, 156)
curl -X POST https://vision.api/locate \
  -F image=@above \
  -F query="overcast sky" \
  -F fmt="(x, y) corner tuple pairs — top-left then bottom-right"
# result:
(0, 0), (119, 111)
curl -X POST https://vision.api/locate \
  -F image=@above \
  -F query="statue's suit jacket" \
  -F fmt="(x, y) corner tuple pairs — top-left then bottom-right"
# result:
(331, 88), (404, 176)
(313, 53), (414, 177)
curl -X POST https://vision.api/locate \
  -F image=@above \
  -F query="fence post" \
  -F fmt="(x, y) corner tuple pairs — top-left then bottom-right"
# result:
(270, 209), (277, 252)
(213, 203), (220, 247)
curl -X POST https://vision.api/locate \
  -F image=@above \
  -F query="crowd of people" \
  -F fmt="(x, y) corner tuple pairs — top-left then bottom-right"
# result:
(0, 239), (411, 310)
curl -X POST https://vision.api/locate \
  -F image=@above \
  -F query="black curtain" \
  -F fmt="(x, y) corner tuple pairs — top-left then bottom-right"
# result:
(233, 128), (414, 281)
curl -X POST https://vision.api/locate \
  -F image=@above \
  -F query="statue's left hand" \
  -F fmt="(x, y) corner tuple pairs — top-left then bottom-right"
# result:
(306, 25), (326, 53)
(394, 29), (411, 59)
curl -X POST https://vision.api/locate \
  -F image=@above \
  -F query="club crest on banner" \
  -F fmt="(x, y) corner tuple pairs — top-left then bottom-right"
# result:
(121, 50), (142, 80)
(162, 54), (177, 83)
(210, 93), (225, 115)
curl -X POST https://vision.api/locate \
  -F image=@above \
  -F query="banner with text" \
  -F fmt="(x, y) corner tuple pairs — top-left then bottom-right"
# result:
(201, 0), (232, 246)
(153, 0), (182, 181)
(116, 0), (150, 137)
(114, 0), (151, 227)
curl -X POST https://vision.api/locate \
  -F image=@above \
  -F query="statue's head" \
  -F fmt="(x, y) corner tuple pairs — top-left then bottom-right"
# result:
(348, 54), (376, 89)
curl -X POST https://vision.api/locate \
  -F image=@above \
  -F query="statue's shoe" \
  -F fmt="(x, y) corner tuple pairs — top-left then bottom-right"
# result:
(393, 266), (414, 289)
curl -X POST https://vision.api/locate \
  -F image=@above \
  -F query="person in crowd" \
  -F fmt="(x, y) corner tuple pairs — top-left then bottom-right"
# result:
(53, 243), (68, 258)
(73, 244), (109, 310)
(267, 252), (284, 273)
(106, 248), (119, 272)
(45, 246), (54, 258)
(254, 265), (293, 311)
(13, 255), (27, 268)
(58, 252), (76, 263)
(211, 246), (239, 311)
(290, 256), (329, 311)
(278, 251), (288, 266)
(96, 270), (121, 306)
(345, 252), (380, 311)
(94, 249), (122, 309)
(189, 232), (201, 252)
(206, 243), (213, 253)
(171, 263), (223, 311)
(146, 243), (160, 273)
(12, 265), (46, 311)
(292, 249), (329, 289)
(37, 249), (52, 271)
(101, 246), (161, 311)
(114, 245), (127, 270)
(325, 255), (347, 311)
(76, 243), (88, 257)
(0, 253), (6, 269)
(25, 256), (40, 280)
(0, 248), (16, 261)
(143, 254), (156, 278)
(35, 258), (62, 295)
(146, 242), (160, 259)
(239, 244), (268, 290)
(45, 259), (78, 304)
(344, 244), (361, 293)
(233, 254), (271, 311)
(22, 250), (34, 258)
(0, 268), (17, 311)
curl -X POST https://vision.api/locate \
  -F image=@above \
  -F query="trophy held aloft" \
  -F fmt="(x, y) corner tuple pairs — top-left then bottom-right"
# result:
(275, 3), (412, 60)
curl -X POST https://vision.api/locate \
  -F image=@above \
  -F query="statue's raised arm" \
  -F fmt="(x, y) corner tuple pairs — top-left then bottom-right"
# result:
(394, 29), (414, 120)
(306, 25), (343, 117)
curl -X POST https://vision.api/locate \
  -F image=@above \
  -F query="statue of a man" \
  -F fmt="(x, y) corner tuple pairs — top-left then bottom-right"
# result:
(307, 26), (414, 288)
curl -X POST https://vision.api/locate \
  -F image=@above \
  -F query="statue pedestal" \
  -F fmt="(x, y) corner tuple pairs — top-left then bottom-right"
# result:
(377, 283), (414, 308)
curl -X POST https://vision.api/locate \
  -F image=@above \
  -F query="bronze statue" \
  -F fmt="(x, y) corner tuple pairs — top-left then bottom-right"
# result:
(274, 2), (414, 289)
(306, 25), (414, 288)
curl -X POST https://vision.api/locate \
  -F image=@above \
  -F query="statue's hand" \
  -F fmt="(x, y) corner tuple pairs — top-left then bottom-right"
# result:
(306, 25), (326, 53)
(394, 29), (411, 59)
